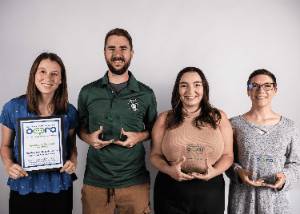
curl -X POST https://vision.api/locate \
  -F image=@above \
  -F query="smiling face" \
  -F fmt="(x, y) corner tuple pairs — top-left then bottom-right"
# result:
(34, 59), (62, 97)
(104, 35), (133, 75)
(179, 71), (204, 111)
(247, 74), (277, 109)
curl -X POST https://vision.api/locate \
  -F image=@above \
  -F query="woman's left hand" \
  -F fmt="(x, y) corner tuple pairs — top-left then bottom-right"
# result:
(263, 172), (286, 190)
(191, 159), (218, 181)
(60, 160), (77, 174)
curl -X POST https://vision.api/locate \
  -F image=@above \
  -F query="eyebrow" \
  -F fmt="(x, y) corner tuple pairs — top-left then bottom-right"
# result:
(179, 81), (202, 84)
(106, 45), (116, 49)
(37, 67), (59, 72)
(250, 82), (274, 85)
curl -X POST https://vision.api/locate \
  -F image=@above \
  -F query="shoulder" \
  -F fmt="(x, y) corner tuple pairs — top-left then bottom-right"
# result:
(155, 111), (170, 126)
(229, 115), (240, 122)
(228, 116), (245, 132)
(216, 109), (230, 124)
(136, 80), (155, 94)
(66, 103), (78, 115)
(279, 116), (298, 133)
(2, 95), (26, 110)
(218, 109), (228, 118)
(79, 79), (102, 94)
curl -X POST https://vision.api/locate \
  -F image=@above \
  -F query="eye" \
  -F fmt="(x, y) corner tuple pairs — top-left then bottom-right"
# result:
(38, 69), (46, 74)
(248, 83), (258, 89)
(263, 83), (273, 90)
(179, 84), (187, 88)
(195, 83), (203, 87)
(107, 46), (115, 51)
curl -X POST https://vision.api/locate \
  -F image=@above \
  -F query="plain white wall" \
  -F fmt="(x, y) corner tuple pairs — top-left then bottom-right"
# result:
(1, 0), (300, 213)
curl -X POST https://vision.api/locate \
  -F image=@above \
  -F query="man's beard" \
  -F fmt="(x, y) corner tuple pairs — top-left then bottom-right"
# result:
(106, 56), (131, 75)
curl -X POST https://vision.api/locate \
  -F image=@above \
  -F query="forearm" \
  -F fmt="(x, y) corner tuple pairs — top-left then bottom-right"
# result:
(213, 154), (234, 176)
(150, 154), (171, 175)
(69, 146), (78, 163)
(136, 131), (149, 143)
(0, 145), (14, 170)
(79, 129), (93, 145)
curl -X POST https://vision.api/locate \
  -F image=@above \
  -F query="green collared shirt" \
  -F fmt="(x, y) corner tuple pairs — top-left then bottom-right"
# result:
(78, 72), (157, 188)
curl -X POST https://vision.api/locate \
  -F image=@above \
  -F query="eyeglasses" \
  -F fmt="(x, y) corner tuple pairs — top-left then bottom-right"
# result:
(247, 82), (276, 91)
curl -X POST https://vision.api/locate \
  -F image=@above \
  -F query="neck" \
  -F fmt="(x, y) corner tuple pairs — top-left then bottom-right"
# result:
(249, 105), (275, 117)
(108, 70), (129, 84)
(183, 106), (200, 115)
(244, 106), (280, 124)
(38, 94), (54, 116)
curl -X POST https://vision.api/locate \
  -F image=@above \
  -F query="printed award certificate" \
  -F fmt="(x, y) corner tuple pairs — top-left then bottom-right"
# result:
(18, 116), (64, 172)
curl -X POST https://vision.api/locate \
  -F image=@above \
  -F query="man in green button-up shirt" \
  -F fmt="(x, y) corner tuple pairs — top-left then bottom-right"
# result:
(78, 28), (157, 214)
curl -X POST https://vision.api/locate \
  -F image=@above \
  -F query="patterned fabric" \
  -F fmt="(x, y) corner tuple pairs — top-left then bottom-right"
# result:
(227, 116), (300, 214)
(0, 96), (78, 195)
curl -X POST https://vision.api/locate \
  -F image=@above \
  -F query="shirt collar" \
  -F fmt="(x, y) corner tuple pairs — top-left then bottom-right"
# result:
(99, 71), (140, 92)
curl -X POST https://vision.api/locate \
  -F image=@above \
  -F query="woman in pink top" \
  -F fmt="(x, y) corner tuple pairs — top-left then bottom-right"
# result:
(150, 67), (233, 214)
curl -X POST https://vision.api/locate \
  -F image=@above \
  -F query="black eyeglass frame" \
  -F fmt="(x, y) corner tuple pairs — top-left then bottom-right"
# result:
(247, 82), (277, 91)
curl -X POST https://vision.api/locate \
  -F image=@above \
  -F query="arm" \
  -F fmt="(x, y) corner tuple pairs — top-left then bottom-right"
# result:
(275, 126), (300, 191)
(60, 128), (78, 174)
(193, 110), (234, 180)
(225, 122), (265, 187)
(0, 124), (28, 179)
(150, 112), (193, 181)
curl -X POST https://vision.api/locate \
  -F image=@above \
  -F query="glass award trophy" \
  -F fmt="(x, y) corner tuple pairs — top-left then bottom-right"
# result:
(181, 144), (208, 174)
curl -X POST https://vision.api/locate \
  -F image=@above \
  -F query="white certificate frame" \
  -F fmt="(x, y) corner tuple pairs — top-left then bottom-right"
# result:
(18, 116), (64, 172)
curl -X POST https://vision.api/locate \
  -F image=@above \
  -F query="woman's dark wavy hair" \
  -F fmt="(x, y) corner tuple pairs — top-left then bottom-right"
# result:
(26, 52), (68, 115)
(166, 67), (221, 130)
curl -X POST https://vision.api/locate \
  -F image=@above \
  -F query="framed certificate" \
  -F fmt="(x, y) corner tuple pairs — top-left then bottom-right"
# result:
(18, 116), (65, 172)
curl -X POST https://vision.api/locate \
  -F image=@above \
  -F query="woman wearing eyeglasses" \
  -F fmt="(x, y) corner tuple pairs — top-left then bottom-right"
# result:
(227, 69), (300, 214)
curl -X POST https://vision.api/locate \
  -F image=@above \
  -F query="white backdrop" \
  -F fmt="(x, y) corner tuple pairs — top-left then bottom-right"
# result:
(1, 0), (300, 213)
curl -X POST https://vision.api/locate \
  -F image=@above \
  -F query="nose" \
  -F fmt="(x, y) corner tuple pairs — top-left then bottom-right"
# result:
(44, 72), (54, 81)
(257, 85), (265, 92)
(113, 48), (122, 56)
(186, 86), (194, 95)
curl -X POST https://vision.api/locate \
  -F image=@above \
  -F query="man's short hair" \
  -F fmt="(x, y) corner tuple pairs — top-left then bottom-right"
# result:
(104, 28), (133, 50)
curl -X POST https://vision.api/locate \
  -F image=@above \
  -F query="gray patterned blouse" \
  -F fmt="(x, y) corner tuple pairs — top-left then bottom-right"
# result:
(227, 116), (300, 214)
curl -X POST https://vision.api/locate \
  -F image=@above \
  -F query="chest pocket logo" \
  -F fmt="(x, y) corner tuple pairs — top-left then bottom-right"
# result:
(128, 98), (139, 112)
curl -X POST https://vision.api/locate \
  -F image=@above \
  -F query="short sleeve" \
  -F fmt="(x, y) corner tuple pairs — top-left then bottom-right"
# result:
(77, 87), (89, 130)
(67, 104), (78, 130)
(144, 91), (157, 133)
(0, 100), (15, 130)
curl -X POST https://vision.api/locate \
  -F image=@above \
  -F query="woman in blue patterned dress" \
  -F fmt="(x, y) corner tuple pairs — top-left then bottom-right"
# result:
(227, 69), (300, 214)
(0, 52), (78, 214)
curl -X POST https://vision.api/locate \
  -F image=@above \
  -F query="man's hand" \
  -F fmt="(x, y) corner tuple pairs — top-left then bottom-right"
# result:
(84, 127), (113, 149)
(114, 128), (145, 148)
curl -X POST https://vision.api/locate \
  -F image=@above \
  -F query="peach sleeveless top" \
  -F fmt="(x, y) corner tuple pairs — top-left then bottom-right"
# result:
(161, 110), (224, 173)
